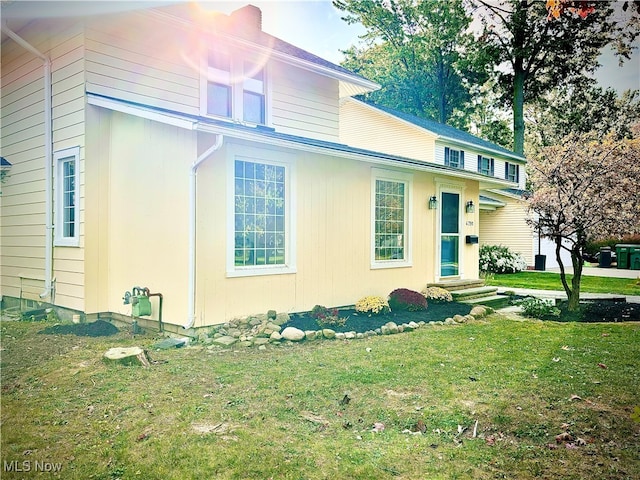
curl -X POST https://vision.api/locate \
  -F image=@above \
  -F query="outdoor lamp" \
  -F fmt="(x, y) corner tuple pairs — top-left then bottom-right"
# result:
(428, 195), (437, 209)
(465, 200), (475, 213)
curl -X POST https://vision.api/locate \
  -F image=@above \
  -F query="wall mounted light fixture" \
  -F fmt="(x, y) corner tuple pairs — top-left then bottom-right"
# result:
(465, 200), (475, 213)
(428, 195), (438, 209)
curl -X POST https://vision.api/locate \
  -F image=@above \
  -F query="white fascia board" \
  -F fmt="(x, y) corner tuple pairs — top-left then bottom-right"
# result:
(196, 123), (516, 188)
(485, 188), (529, 201)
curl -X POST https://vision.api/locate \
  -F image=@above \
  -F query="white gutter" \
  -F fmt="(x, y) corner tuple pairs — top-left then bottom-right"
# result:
(184, 134), (224, 329)
(2, 21), (54, 299)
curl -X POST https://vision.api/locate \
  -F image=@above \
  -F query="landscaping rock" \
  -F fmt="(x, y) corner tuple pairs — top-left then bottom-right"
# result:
(305, 330), (317, 340)
(253, 338), (269, 346)
(269, 332), (282, 342)
(281, 326), (305, 341)
(384, 322), (399, 334)
(213, 336), (238, 346)
(274, 313), (290, 325)
(345, 331), (356, 340)
(322, 329), (336, 339)
(453, 314), (465, 323)
(470, 306), (488, 318)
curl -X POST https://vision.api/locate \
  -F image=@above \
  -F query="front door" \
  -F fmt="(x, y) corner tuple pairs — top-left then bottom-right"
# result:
(440, 192), (460, 277)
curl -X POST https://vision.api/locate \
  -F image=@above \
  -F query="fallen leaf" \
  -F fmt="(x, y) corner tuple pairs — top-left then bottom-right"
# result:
(339, 394), (351, 406)
(372, 422), (385, 433)
(136, 433), (149, 442)
(546, 443), (559, 450)
(598, 363), (607, 369)
(569, 395), (582, 401)
(552, 357), (561, 362)
(565, 442), (578, 449)
(601, 333), (610, 337)
(485, 435), (495, 446)
(556, 432), (574, 443)
(575, 437), (587, 446)
(561, 345), (572, 351)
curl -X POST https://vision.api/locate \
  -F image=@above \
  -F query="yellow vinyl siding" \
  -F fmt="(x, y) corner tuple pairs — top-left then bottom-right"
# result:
(271, 62), (340, 141)
(339, 99), (437, 162)
(84, 11), (200, 116)
(1, 17), (86, 308)
(479, 196), (534, 266)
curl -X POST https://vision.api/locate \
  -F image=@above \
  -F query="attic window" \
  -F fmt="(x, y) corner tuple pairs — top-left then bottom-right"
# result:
(203, 50), (267, 125)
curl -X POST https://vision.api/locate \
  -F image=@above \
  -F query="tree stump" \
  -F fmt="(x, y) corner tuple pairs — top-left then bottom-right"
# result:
(103, 347), (151, 367)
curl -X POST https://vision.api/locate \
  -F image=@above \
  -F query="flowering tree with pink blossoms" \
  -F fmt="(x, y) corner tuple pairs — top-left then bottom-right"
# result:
(527, 130), (640, 311)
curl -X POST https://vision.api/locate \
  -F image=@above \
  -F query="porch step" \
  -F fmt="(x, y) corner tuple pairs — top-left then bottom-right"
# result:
(427, 279), (486, 292)
(461, 295), (512, 310)
(450, 286), (499, 301)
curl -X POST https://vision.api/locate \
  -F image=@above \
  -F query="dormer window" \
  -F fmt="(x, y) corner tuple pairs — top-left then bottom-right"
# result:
(203, 50), (267, 125)
(478, 155), (495, 176)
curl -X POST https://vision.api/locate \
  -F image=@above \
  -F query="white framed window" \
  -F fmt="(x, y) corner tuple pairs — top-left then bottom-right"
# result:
(478, 155), (495, 176)
(227, 150), (296, 277)
(371, 168), (412, 269)
(202, 49), (268, 125)
(444, 147), (464, 169)
(54, 146), (80, 247)
(505, 162), (520, 183)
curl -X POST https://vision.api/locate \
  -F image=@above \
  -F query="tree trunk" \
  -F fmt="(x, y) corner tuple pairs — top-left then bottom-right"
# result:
(567, 247), (584, 312)
(513, 65), (526, 156)
(103, 347), (151, 367)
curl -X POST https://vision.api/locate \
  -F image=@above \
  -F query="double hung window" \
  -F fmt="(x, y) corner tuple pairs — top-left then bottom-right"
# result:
(54, 147), (80, 247)
(478, 155), (495, 176)
(204, 50), (266, 124)
(444, 147), (464, 169)
(505, 162), (520, 183)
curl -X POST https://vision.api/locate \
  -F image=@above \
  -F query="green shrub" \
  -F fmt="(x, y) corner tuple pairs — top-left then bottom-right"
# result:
(388, 288), (427, 312)
(517, 297), (561, 320)
(310, 305), (347, 328)
(585, 234), (640, 256)
(479, 244), (527, 274)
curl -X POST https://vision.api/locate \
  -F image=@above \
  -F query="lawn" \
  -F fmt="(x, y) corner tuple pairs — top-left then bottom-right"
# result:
(2, 314), (639, 479)
(486, 271), (640, 296)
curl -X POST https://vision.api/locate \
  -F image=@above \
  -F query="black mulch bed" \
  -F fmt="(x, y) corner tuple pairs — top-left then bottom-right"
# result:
(284, 302), (473, 333)
(556, 300), (640, 323)
(38, 320), (119, 337)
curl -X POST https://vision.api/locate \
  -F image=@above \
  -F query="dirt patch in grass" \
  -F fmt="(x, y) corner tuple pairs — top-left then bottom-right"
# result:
(285, 302), (473, 333)
(38, 319), (119, 337)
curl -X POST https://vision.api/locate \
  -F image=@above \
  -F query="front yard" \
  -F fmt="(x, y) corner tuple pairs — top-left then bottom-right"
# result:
(1, 315), (639, 479)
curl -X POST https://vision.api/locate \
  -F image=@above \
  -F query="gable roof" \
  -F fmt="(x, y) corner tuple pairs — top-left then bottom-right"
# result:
(360, 100), (525, 162)
(151, 3), (379, 98)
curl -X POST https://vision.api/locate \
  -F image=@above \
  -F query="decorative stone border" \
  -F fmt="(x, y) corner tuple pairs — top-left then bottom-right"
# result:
(196, 306), (491, 349)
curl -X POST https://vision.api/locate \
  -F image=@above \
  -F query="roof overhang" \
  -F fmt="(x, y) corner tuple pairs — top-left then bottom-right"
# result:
(87, 92), (519, 189)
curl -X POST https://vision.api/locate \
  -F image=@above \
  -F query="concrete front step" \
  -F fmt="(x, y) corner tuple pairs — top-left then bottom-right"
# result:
(451, 286), (499, 301)
(461, 295), (512, 309)
(427, 279), (486, 291)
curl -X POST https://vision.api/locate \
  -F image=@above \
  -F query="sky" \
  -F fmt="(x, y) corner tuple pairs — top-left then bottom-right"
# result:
(2, 0), (638, 91)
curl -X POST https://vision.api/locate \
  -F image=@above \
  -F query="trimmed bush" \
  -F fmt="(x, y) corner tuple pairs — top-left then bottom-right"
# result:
(479, 244), (527, 274)
(388, 288), (427, 312)
(355, 296), (390, 315)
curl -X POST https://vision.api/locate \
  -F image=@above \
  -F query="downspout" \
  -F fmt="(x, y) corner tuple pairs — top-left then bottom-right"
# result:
(184, 134), (224, 329)
(1, 22), (54, 299)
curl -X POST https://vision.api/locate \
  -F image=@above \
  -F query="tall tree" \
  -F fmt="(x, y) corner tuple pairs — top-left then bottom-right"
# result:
(526, 130), (640, 311)
(335, 0), (483, 124)
(527, 84), (640, 151)
(470, 0), (637, 155)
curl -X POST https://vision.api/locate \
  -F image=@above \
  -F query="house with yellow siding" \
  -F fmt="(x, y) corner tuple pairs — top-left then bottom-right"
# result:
(340, 99), (534, 267)
(1, 3), (523, 331)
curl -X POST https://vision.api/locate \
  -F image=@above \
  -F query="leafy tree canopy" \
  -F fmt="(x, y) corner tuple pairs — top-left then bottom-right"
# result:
(334, 0), (487, 125)
(526, 129), (640, 310)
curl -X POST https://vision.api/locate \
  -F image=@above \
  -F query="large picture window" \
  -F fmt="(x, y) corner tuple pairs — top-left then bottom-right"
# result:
(371, 169), (412, 268)
(234, 159), (286, 268)
(54, 146), (80, 247)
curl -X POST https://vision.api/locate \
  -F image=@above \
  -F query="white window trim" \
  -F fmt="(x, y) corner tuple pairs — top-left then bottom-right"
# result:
(200, 47), (271, 126)
(370, 168), (413, 269)
(54, 146), (80, 247)
(226, 148), (296, 278)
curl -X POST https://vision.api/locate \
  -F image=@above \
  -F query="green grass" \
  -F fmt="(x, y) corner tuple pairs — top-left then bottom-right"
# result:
(2, 316), (639, 479)
(486, 271), (640, 296)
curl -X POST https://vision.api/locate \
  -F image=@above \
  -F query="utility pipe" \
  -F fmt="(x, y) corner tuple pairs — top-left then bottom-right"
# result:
(1, 22), (54, 299)
(184, 134), (224, 329)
